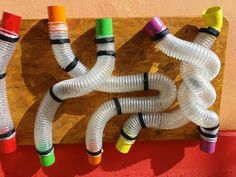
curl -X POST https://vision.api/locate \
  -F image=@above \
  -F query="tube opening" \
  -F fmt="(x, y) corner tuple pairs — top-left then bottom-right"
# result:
(144, 16), (167, 37)
(1, 12), (21, 35)
(96, 18), (113, 38)
(39, 151), (55, 167)
(88, 154), (102, 165)
(48, 6), (66, 22)
(202, 6), (222, 16)
(202, 6), (223, 32)
(200, 139), (216, 153)
(0, 136), (17, 154)
(115, 135), (134, 154)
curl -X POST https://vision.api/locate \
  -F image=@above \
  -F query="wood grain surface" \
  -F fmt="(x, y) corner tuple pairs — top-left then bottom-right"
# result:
(7, 17), (228, 145)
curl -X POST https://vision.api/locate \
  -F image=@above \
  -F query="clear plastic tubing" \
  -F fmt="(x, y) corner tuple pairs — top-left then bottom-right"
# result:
(46, 6), (177, 165)
(85, 73), (176, 165)
(34, 8), (116, 167)
(117, 44), (217, 153)
(47, 6), (173, 94)
(0, 12), (21, 154)
(143, 6), (223, 153)
(116, 110), (190, 153)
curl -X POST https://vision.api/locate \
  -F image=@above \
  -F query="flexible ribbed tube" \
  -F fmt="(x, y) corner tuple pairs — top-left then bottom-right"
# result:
(0, 30), (18, 140)
(34, 49), (115, 151)
(48, 22), (174, 94)
(115, 110), (189, 154)
(122, 109), (188, 139)
(34, 92), (61, 152)
(34, 20), (115, 166)
(48, 21), (178, 164)
(156, 34), (220, 80)
(118, 20), (221, 153)
(85, 73), (176, 154)
(48, 22), (88, 77)
(155, 32), (220, 128)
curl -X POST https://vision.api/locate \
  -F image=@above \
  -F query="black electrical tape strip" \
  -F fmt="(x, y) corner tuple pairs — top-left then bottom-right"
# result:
(121, 129), (137, 141)
(138, 112), (147, 129)
(0, 33), (19, 43)
(95, 37), (114, 44)
(50, 38), (70, 44)
(36, 145), (54, 156)
(0, 73), (6, 79)
(201, 124), (219, 131)
(49, 87), (63, 102)
(86, 148), (102, 156)
(143, 73), (149, 90)
(63, 57), (78, 72)
(0, 129), (15, 139)
(151, 28), (170, 41)
(199, 128), (218, 138)
(113, 97), (122, 115)
(97, 51), (116, 57)
(199, 27), (220, 37)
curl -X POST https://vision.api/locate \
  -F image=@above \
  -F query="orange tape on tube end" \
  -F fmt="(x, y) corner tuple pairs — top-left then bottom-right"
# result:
(88, 154), (102, 165)
(47, 6), (66, 22)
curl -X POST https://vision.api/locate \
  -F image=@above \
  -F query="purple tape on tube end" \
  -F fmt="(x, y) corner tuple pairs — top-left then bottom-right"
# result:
(200, 139), (216, 153)
(144, 16), (167, 37)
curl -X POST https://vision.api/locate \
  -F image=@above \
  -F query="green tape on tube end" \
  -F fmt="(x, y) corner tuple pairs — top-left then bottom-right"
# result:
(39, 151), (55, 167)
(96, 18), (113, 38)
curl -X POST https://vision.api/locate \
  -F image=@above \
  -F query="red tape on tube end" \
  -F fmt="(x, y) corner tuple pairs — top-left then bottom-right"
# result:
(0, 137), (17, 154)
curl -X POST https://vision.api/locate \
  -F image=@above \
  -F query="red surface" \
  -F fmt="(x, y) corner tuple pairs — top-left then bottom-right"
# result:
(0, 133), (236, 177)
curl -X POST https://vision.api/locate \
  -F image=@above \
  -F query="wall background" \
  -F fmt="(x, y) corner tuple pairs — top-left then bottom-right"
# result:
(0, 0), (235, 129)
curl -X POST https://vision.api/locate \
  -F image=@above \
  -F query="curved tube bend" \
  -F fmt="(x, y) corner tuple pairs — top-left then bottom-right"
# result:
(116, 110), (189, 153)
(85, 73), (176, 165)
(43, 6), (177, 167)
(48, 7), (177, 94)
(143, 6), (222, 153)
(0, 12), (21, 154)
(118, 6), (223, 155)
(34, 17), (115, 167)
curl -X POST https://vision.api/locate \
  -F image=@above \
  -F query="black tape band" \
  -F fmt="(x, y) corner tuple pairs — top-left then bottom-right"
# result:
(49, 87), (63, 102)
(138, 113), (147, 129)
(86, 148), (102, 156)
(199, 27), (220, 37)
(0, 129), (15, 139)
(36, 145), (54, 156)
(0, 73), (6, 79)
(151, 28), (169, 41)
(121, 129), (137, 141)
(113, 97), (122, 115)
(0, 33), (19, 43)
(63, 57), (78, 72)
(97, 51), (115, 57)
(201, 124), (219, 131)
(199, 128), (218, 138)
(143, 73), (149, 90)
(50, 38), (70, 44)
(95, 37), (114, 44)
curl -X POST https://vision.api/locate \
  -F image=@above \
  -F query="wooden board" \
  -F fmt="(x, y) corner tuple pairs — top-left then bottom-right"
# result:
(7, 17), (228, 145)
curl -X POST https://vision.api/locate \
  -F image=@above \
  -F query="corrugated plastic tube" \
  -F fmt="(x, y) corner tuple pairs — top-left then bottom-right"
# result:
(143, 6), (222, 153)
(85, 74), (176, 165)
(46, 6), (177, 165)
(47, 6), (172, 94)
(42, 6), (176, 166)
(34, 7), (115, 167)
(0, 12), (21, 154)
(116, 6), (223, 154)
(116, 110), (189, 153)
